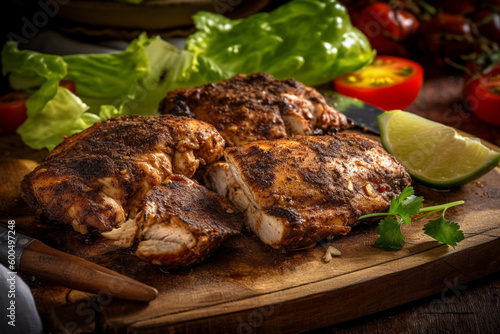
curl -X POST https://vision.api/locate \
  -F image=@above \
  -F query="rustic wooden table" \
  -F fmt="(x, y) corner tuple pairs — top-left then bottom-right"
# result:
(309, 69), (500, 334)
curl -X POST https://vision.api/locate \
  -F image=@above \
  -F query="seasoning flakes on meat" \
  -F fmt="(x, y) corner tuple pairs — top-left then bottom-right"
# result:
(160, 72), (352, 146)
(22, 115), (243, 268)
(206, 133), (412, 250)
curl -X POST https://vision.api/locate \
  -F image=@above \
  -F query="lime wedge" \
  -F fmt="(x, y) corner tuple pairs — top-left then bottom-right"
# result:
(378, 110), (500, 189)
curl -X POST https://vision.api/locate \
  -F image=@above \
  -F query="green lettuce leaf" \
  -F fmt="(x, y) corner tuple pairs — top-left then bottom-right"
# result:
(2, 34), (155, 149)
(2, 40), (67, 118)
(18, 86), (100, 151)
(186, 0), (375, 86)
(1, 34), (232, 150)
(124, 37), (233, 116)
(62, 33), (152, 115)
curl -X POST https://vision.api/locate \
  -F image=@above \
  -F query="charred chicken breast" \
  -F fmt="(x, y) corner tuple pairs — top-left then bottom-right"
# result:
(159, 72), (352, 146)
(115, 174), (243, 270)
(22, 114), (225, 233)
(205, 133), (412, 250)
(21, 115), (245, 268)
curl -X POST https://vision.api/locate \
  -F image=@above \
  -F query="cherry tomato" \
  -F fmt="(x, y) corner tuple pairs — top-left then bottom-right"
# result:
(0, 91), (29, 133)
(333, 56), (424, 111)
(419, 13), (478, 65)
(355, 2), (420, 56)
(0, 80), (77, 133)
(465, 66), (500, 126)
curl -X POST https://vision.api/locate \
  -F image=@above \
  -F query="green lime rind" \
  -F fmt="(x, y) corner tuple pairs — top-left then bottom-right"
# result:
(412, 155), (500, 189)
(378, 110), (500, 189)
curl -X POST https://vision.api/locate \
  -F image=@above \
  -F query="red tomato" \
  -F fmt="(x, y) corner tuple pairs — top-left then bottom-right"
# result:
(465, 66), (500, 126)
(0, 80), (77, 133)
(0, 91), (29, 133)
(333, 56), (424, 111)
(355, 2), (420, 56)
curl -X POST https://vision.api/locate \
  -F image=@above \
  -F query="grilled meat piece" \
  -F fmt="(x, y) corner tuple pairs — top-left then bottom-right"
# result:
(159, 73), (352, 146)
(22, 115), (225, 234)
(102, 174), (243, 269)
(21, 114), (243, 268)
(205, 133), (412, 250)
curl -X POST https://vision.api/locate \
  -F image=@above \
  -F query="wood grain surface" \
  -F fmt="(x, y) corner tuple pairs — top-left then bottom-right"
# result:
(0, 71), (499, 333)
(34, 170), (500, 333)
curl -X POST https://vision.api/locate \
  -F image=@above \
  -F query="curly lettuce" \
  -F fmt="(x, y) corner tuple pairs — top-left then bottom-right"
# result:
(18, 87), (99, 151)
(2, 34), (153, 150)
(186, 0), (375, 86)
(1, 34), (231, 150)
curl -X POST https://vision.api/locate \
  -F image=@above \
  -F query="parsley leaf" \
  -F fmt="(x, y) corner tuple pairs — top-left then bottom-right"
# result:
(359, 186), (464, 251)
(387, 187), (424, 223)
(374, 217), (405, 251)
(362, 186), (424, 223)
(423, 215), (464, 247)
(396, 186), (415, 204)
(400, 194), (424, 224)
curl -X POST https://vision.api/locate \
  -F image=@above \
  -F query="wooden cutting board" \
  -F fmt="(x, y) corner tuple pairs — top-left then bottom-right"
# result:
(1, 72), (499, 333)
(1, 138), (499, 333)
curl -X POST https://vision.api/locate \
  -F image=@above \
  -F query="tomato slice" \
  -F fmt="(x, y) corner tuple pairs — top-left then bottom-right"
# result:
(0, 80), (77, 133)
(333, 56), (423, 110)
(0, 91), (30, 133)
(465, 67), (500, 126)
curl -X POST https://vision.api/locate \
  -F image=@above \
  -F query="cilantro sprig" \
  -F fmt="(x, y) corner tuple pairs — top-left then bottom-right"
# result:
(360, 187), (465, 251)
